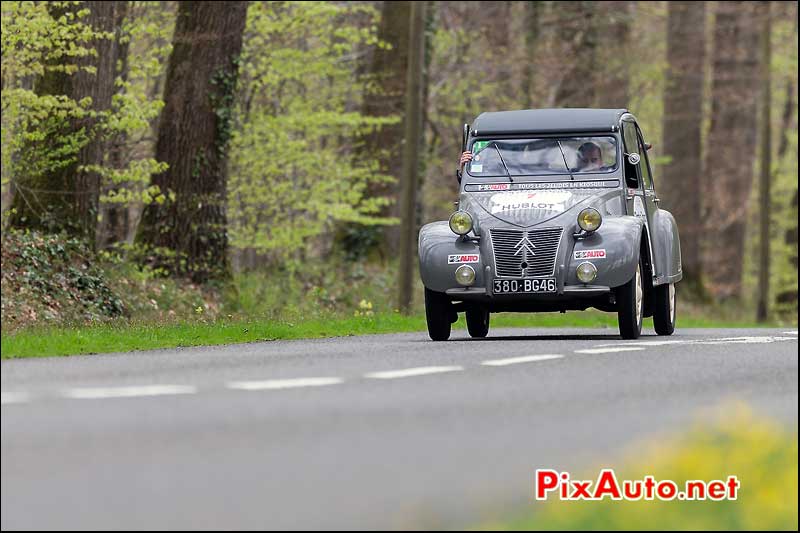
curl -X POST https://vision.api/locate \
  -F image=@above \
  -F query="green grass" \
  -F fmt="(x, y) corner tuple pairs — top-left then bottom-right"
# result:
(0, 309), (780, 359)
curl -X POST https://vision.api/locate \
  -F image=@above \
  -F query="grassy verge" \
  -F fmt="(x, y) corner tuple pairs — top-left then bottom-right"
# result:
(0, 309), (782, 359)
(481, 404), (798, 530)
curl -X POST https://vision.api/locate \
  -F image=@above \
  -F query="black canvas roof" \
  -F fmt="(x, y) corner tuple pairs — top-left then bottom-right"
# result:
(470, 108), (629, 136)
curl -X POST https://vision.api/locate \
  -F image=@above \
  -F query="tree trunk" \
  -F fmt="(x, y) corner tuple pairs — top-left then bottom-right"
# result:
(355, 0), (411, 257)
(397, 1), (426, 313)
(522, 0), (541, 108)
(98, 1), (132, 249)
(661, 1), (706, 294)
(594, 1), (631, 108)
(9, 2), (123, 244)
(756, 3), (771, 322)
(554, 1), (597, 107)
(135, 1), (248, 283)
(776, 12), (797, 311)
(704, 1), (761, 300)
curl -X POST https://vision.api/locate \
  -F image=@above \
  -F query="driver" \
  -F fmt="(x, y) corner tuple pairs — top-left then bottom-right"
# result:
(576, 141), (603, 171)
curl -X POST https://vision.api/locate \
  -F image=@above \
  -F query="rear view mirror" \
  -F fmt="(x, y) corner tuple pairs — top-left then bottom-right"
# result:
(644, 142), (653, 151)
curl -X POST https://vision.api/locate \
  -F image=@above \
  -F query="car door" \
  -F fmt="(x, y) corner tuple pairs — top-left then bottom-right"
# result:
(621, 119), (658, 278)
(635, 124), (660, 232)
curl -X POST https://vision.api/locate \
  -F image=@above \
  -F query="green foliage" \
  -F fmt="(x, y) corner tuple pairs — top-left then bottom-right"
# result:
(1, 1), (172, 221)
(210, 56), (240, 159)
(1, 228), (124, 329)
(86, 0), (173, 208)
(228, 1), (396, 264)
(1, 1), (101, 81)
(101, 244), (222, 323)
(1, 2), (98, 204)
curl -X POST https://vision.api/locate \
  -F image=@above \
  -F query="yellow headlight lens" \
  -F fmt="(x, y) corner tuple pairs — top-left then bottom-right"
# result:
(449, 211), (473, 235)
(577, 208), (602, 232)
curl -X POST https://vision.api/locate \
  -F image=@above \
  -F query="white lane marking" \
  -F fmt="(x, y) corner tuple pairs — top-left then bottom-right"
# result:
(699, 336), (796, 345)
(575, 347), (645, 354)
(227, 377), (343, 390)
(783, 331), (797, 336)
(596, 340), (690, 347)
(482, 354), (564, 367)
(598, 335), (798, 348)
(364, 366), (463, 379)
(1, 392), (31, 405)
(63, 385), (196, 400)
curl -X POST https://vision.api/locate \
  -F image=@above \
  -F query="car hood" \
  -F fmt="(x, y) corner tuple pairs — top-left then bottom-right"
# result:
(460, 186), (623, 229)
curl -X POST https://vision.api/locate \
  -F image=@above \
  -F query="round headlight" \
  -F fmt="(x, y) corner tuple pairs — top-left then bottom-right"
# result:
(577, 208), (602, 232)
(449, 211), (473, 236)
(576, 262), (598, 283)
(455, 264), (476, 286)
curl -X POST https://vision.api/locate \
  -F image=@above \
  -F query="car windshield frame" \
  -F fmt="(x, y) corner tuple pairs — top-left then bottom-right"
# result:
(464, 135), (620, 180)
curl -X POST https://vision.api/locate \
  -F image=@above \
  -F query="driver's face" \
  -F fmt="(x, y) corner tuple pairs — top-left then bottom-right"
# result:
(581, 149), (602, 170)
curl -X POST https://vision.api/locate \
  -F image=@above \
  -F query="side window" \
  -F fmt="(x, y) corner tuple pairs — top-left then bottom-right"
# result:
(636, 127), (654, 190)
(621, 121), (640, 188)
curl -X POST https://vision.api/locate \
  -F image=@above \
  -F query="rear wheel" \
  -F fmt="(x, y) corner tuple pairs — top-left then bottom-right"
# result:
(466, 307), (490, 338)
(653, 282), (676, 335)
(617, 260), (644, 339)
(424, 288), (452, 341)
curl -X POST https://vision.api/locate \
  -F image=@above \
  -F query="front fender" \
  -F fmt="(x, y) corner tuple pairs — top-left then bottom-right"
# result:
(418, 222), (485, 293)
(567, 216), (644, 288)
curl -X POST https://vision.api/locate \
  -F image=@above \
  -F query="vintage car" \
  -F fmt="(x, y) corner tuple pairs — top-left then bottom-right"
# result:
(418, 108), (682, 340)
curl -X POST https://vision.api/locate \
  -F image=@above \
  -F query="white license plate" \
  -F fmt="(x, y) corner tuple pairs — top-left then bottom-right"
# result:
(493, 278), (557, 294)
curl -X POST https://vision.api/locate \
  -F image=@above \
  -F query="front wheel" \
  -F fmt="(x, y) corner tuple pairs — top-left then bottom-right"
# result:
(653, 282), (676, 335)
(616, 260), (644, 339)
(424, 288), (452, 341)
(466, 307), (490, 338)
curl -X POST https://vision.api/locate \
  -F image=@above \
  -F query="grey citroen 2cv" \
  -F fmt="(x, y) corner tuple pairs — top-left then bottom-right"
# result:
(418, 108), (682, 341)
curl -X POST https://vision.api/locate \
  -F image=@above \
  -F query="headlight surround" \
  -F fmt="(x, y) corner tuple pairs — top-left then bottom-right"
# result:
(449, 210), (473, 236)
(455, 265), (476, 286)
(577, 207), (602, 232)
(576, 262), (598, 283)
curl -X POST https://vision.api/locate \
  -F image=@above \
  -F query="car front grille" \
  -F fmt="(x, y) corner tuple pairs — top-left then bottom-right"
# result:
(490, 228), (563, 278)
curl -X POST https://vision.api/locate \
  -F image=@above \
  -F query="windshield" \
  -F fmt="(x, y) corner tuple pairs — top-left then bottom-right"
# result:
(466, 136), (618, 177)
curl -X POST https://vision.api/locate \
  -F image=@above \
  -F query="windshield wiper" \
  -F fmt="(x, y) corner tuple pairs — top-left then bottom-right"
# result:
(491, 142), (514, 183)
(556, 140), (576, 181)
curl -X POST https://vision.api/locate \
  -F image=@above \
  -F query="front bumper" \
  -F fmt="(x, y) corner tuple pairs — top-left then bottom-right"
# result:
(445, 284), (611, 300)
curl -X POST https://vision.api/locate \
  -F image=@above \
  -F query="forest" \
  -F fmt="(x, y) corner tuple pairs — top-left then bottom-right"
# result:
(1, 1), (798, 343)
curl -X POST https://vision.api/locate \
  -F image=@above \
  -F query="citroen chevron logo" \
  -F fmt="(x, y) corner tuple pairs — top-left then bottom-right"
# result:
(513, 235), (536, 256)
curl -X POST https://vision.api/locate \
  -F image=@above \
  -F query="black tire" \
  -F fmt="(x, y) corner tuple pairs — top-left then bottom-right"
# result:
(616, 260), (644, 340)
(466, 307), (490, 338)
(653, 282), (676, 335)
(424, 288), (452, 341)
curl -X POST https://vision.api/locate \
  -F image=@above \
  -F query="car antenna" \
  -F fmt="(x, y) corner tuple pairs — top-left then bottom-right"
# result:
(491, 141), (514, 183)
(556, 139), (575, 181)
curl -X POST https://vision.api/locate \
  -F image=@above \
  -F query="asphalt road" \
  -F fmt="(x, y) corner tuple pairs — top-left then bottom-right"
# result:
(1, 327), (797, 530)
